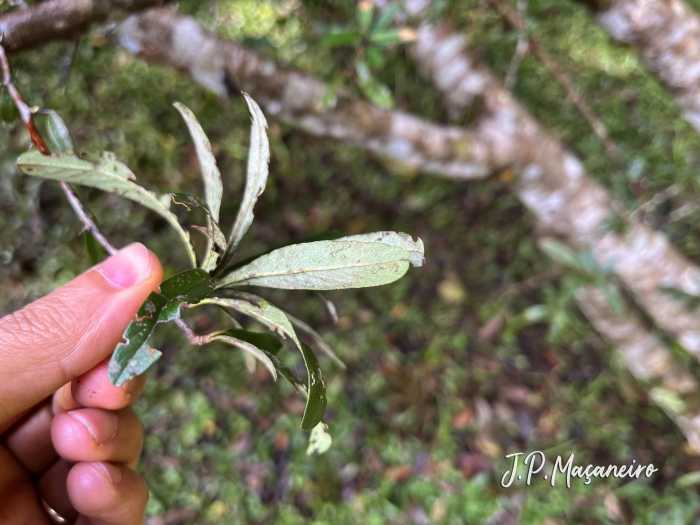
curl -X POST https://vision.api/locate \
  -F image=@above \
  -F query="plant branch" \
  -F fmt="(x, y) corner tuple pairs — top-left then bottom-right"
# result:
(488, 0), (621, 162)
(0, 43), (117, 255)
(0, 0), (170, 53)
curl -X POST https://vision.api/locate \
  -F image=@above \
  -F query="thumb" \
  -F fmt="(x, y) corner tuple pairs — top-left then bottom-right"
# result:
(0, 243), (163, 425)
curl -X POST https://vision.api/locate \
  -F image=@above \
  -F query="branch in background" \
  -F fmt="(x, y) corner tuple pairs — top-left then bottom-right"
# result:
(488, 0), (621, 162)
(0, 0), (169, 53)
(577, 286), (700, 452)
(400, 1), (700, 366)
(113, 9), (494, 180)
(595, 0), (700, 134)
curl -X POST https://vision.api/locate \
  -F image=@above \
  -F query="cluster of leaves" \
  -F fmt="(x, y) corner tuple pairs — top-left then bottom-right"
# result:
(16, 93), (424, 432)
(319, 0), (415, 110)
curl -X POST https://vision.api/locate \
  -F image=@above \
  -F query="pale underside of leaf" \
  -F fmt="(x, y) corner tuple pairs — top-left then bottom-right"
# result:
(222, 93), (269, 265)
(199, 294), (326, 428)
(217, 240), (411, 290)
(338, 231), (425, 267)
(17, 151), (197, 267)
(173, 103), (223, 272)
(211, 333), (277, 380)
(173, 103), (223, 222)
(200, 294), (301, 352)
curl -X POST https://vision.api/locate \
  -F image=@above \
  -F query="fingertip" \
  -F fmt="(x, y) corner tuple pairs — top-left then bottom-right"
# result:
(72, 359), (147, 410)
(68, 462), (148, 525)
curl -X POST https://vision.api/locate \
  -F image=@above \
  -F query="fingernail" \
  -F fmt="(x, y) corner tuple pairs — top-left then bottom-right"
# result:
(93, 462), (123, 487)
(68, 410), (118, 445)
(95, 243), (151, 289)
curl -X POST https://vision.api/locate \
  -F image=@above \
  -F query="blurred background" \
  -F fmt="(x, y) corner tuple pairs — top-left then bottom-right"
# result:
(3, 0), (700, 522)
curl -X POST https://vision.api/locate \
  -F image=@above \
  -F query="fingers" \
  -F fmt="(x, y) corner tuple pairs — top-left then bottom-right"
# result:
(37, 460), (149, 525)
(68, 463), (148, 525)
(72, 358), (147, 410)
(52, 407), (144, 467)
(3, 400), (58, 474)
(0, 243), (162, 425)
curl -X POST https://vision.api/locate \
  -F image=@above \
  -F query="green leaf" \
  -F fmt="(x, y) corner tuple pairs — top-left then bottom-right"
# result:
(173, 103), (223, 222)
(372, 3), (402, 32)
(539, 238), (581, 271)
(369, 28), (403, 45)
(286, 312), (346, 369)
(338, 231), (425, 267)
(322, 29), (361, 48)
(108, 292), (167, 387)
(307, 422), (332, 455)
(17, 151), (197, 267)
(82, 231), (106, 266)
(35, 110), (75, 154)
(217, 240), (411, 290)
(210, 331), (277, 380)
(355, 60), (394, 109)
(221, 93), (269, 267)
(158, 268), (216, 322)
(200, 294), (327, 428)
(357, 0), (374, 33)
(298, 341), (327, 429)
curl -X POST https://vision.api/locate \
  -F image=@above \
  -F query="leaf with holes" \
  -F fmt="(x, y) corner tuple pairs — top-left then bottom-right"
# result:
(338, 231), (425, 267)
(108, 292), (166, 387)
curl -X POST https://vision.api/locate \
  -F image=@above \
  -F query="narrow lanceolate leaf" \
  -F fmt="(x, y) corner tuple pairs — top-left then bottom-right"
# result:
(286, 312), (346, 369)
(200, 294), (327, 428)
(338, 231), (426, 267)
(298, 341), (327, 429)
(173, 103), (224, 272)
(109, 292), (166, 387)
(222, 94), (269, 265)
(17, 151), (197, 267)
(173, 103), (223, 222)
(210, 331), (277, 380)
(217, 240), (411, 290)
(158, 268), (216, 322)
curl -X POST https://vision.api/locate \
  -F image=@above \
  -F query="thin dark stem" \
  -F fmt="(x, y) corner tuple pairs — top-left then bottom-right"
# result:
(61, 182), (117, 255)
(0, 42), (117, 255)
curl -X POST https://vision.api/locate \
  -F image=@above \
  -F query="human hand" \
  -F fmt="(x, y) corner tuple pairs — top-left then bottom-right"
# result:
(0, 243), (163, 524)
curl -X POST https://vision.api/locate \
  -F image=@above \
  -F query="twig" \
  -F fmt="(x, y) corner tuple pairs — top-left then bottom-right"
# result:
(488, 0), (621, 162)
(174, 317), (212, 345)
(669, 197), (700, 223)
(629, 183), (680, 222)
(0, 42), (117, 255)
(504, 0), (528, 90)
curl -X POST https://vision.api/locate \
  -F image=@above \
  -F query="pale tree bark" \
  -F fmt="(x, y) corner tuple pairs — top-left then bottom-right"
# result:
(595, 0), (700, 133)
(401, 1), (700, 356)
(577, 286), (700, 451)
(0, 0), (168, 52)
